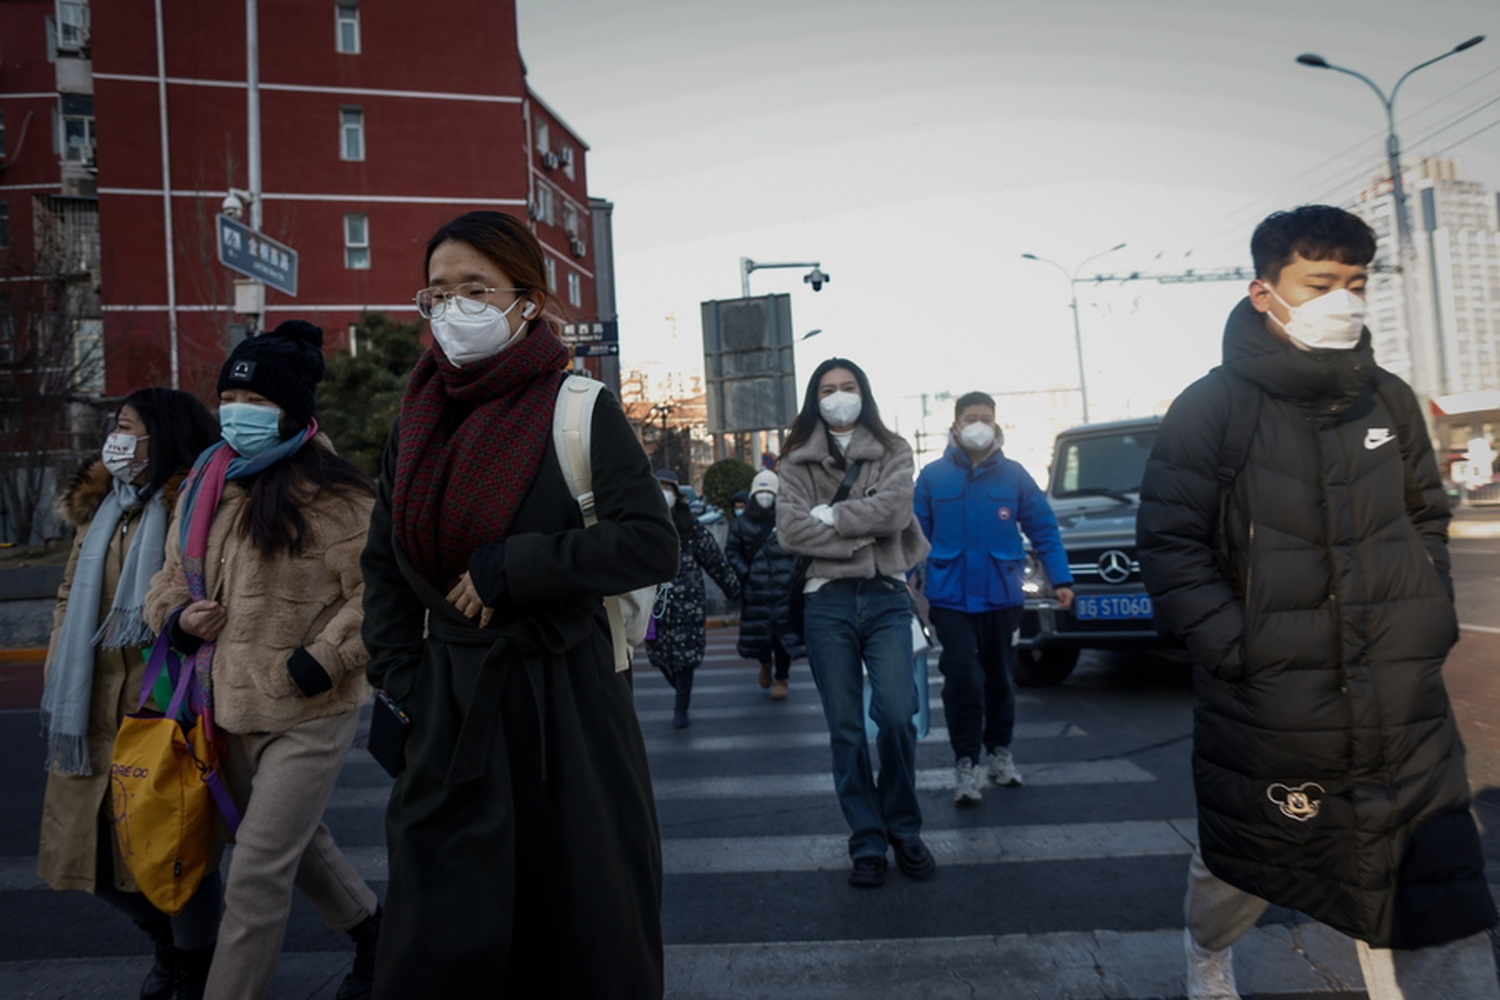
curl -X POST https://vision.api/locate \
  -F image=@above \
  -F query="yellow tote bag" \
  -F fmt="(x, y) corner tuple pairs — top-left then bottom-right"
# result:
(109, 637), (215, 916)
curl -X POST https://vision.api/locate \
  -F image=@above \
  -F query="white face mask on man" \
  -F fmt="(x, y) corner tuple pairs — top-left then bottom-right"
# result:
(1263, 285), (1366, 352)
(958, 421), (997, 452)
(430, 297), (534, 366)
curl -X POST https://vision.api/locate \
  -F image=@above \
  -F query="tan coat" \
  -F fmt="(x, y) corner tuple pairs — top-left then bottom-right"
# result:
(144, 468), (373, 735)
(776, 423), (931, 578)
(37, 463), (180, 894)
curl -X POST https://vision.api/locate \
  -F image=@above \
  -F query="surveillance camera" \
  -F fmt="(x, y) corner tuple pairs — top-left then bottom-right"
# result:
(804, 267), (829, 292)
(221, 193), (244, 220)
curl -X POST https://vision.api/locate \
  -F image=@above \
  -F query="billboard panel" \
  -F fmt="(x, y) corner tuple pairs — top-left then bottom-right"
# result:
(701, 294), (799, 434)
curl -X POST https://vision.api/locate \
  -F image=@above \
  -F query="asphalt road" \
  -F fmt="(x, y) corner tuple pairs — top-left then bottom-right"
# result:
(1, 533), (1497, 998)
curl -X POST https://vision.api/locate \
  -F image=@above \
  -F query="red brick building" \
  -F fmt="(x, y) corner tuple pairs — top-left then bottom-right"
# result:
(0, 0), (611, 541)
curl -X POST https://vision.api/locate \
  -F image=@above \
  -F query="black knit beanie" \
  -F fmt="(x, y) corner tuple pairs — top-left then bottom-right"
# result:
(217, 320), (326, 427)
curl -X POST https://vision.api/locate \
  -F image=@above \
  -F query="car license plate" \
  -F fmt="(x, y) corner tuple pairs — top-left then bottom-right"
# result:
(1073, 594), (1154, 620)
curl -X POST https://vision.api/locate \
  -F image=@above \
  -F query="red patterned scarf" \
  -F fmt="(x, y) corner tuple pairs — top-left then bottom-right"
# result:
(393, 322), (570, 588)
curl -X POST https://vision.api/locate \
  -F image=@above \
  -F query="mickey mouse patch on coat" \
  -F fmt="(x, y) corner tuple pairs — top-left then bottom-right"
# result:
(1267, 782), (1325, 822)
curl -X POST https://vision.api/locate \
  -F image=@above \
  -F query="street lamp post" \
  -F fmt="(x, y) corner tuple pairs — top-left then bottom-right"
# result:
(1296, 35), (1485, 397)
(1020, 243), (1127, 425)
(648, 400), (676, 471)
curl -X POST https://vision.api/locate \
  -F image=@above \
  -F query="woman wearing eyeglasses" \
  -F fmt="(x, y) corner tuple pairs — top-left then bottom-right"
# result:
(360, 211), (678, 999)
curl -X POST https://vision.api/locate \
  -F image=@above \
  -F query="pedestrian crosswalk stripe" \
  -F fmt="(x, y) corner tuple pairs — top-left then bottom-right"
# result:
(0, 818), (1195, 892)
(660, 818), (1199, 875)
(641, 722), (1086, 755)
(661, 924), (1363, 998)
(649, 759), (1154, 799)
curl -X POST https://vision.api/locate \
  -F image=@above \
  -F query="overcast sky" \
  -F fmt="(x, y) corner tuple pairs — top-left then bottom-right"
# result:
(516, 0), (1500, 465)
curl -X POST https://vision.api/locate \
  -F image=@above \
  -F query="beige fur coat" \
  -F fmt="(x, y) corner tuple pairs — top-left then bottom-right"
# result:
(145, 475), (373, 734)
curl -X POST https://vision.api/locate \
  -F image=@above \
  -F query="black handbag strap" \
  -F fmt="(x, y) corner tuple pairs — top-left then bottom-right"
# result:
(830, 460), (864, 505)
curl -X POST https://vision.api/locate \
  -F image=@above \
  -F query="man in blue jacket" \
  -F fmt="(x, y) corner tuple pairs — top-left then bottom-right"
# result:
(914, 392), (1073, 804)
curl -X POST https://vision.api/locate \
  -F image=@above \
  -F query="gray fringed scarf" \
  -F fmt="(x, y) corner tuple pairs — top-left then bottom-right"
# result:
(39, 478), (169, 775)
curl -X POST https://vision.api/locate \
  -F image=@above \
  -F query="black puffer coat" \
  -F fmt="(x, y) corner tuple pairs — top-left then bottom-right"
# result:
(1137, 297), (1494, 949)
(724, 505), (806, 662)
(644, 507), (741, 679)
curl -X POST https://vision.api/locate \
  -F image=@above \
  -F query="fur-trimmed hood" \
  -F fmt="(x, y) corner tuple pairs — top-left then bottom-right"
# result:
(59, 460), (186, 528)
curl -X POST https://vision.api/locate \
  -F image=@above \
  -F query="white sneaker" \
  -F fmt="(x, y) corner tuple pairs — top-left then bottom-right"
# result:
(986, 747), (1024, 786)
(953, 758), (983, 805)
(1184, 928), (1239, 999)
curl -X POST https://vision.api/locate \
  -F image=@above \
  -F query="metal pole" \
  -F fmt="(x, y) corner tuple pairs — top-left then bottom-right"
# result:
(153, 0), (178, 388)
(1069, 287), (1089, 424)
(246, 0), (262, 232)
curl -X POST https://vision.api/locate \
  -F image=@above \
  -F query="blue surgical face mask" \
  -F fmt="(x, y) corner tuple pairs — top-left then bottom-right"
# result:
(219, 402), (285, 458)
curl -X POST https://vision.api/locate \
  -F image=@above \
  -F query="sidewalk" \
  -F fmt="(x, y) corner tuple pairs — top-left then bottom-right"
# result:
(1452, 502), (1500, 539)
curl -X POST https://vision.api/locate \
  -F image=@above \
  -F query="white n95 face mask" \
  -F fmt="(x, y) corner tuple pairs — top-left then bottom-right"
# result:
(430, 297), (531, 366)
(754, 492), (774, 509)
(959, 422), (997, 451)
(818, 391), (862, 427)
(1265, 286), (1366, 351)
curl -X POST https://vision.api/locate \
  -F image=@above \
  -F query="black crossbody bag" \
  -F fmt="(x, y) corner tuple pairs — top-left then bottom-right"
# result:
(786, 459), (865, 633)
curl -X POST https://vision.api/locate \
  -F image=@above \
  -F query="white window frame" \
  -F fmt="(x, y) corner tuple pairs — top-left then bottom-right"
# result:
(56, 1), (88, 52)
(344, 213), (370, 269)
(561, 144), (575, 180)
(60, 110), (95, 163)
(340, 106), (365, 161)
(534, 183), (555, 226)
(335, 3), (360, 54)
(535, 121), (550, 154)
(563, 202), (579, 236)
(567, 271), (581, 308)
(544, 257), (556, 291)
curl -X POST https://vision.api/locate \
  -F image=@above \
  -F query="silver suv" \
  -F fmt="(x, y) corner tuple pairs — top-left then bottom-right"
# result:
(1014, 416), (1170, 685)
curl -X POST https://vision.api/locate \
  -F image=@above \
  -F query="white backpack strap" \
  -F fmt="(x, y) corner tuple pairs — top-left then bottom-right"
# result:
(553, 375), (633, 670)
(553, 374), (604, 524)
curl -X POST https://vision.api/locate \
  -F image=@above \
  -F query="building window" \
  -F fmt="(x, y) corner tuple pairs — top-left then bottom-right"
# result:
(561, 144), (575, 180)
(335, 3), (360, 54)
(567, 271), (581, 308)
(340, 107), (364, 161)
(60, 94), (95, 163)
(74, 318), (104, 393)
(56, 1), (89, 52)
(544, 257), (556, 291)
(532, 184), (554, 226)
(1, 110), (6, 158)
(535, 121), (550, 153)
(344, 214), (369, 269)
(563, 202), (579, 236)
(0, 201), (8, 250)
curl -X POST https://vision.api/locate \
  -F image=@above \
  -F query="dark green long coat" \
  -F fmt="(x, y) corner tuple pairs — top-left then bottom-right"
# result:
(361, 387), (678, 999)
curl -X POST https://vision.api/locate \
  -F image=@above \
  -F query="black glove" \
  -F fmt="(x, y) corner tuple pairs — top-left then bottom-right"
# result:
(468, 541), (509, 606)
(287, 646), (333, 697)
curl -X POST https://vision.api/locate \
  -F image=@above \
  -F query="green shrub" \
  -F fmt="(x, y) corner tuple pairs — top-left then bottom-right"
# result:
(702, 459), (756, 512)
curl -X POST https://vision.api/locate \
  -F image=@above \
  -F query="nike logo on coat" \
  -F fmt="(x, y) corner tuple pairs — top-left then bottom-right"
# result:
(1364, 428), (1396, 450)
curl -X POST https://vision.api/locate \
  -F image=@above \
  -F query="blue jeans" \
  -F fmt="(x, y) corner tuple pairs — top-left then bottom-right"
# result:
(803, 577), (922, 859)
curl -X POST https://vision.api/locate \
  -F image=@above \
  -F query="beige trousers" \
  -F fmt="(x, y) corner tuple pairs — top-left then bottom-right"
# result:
(205, 709), (378, 1000)
(1185, 850), (1499, 999)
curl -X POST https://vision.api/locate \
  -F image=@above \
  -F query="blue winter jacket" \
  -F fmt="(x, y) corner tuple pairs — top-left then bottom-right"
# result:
(913, 441), (1072, 613)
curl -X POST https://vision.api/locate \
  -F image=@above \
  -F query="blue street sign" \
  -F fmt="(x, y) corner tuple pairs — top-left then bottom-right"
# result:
(216, 214), (298, 297)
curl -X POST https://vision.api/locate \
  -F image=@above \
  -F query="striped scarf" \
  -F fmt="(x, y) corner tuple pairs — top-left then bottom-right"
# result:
(393, 322), (570, 588)
(175, 425), (317, 735)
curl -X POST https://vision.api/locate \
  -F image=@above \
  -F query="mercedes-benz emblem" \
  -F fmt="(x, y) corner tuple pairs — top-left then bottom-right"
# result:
(1096, 549), (1132, 585)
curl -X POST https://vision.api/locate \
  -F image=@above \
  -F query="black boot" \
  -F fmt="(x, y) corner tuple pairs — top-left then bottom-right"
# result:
(170, 945), (213, 1000)
(672, 669), (693, 729)
(335, 905), (381, 1000)
(135, 913), (174, 1000)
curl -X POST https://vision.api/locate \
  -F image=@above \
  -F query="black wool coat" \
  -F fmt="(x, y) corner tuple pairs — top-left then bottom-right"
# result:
(644, 508), (741, 678)
(360, 385), (679, 998)
(724, 505), (806, 661)
(1137, 297), (1494, 949)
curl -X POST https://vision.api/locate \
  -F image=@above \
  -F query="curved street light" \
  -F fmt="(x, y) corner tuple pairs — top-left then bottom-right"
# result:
(1295, 35), (1485, 396)
(1020, 242), (1127, 424)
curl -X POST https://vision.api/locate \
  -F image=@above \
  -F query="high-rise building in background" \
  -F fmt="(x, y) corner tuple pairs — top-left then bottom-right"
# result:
(1353, 157), (1500, 397)
(0, 0), (612, 542)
